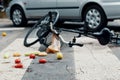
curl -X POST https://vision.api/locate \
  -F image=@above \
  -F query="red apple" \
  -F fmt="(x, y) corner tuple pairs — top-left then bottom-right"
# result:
(14, 63), (23, 68)
(39, 59), (47, 64)
(29, 54), (36, 59)
(15, 58), (21, 64)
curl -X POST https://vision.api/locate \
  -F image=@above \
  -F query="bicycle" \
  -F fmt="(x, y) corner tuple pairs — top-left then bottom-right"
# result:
(24, 11), (112, 48)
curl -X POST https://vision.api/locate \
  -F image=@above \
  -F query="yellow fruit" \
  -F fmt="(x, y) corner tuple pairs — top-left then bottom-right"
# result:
(13, 52), (21, 57)
(24, 53), (31, 56)
(56, 52), (63, 60)
(4, 54), (10, 59)
(24, 51), (41, 56)
(32, 51), (41, 56)
(2, 32), (7, 37)
(38, 52), (47, 56)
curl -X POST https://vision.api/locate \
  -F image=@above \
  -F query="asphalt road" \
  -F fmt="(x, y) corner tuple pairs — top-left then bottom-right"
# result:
(1, 19), (120, 80)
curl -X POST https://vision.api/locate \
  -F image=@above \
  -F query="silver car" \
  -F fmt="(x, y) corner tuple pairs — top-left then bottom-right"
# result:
(6, 0), (120, 31)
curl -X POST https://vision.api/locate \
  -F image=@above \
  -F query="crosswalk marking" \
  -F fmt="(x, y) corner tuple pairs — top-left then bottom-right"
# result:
(0, 38), (40, 80)
(0, 37), (120, 80)
(74, 37), (120, 80)
(0, 27), (25, 31)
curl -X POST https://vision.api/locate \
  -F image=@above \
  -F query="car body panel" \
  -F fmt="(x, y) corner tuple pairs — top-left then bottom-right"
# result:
(56, 0), (80, 19)
(6, 0), (120, 21)
(25, 0), (57, 18)
(101, 1), (120, 19)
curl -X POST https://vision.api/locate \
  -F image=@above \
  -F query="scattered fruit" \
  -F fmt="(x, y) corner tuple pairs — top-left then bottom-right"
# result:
(24, 53), (31, 56)
(13, 52), (21, 57)
(46, 47), (59, 53)
(29, 54), (36, 59)
(56, 52), (63, 60)
(3, 54), (10, 59)
(39, 59), (47, 64)
(14, 63), (23, 68)
(32, 51), (41, 56)
(2, 32), (7, 37)
(38, 52), (47, 56)
(15, 58), (21, 64)
(25, 51), (40, 56)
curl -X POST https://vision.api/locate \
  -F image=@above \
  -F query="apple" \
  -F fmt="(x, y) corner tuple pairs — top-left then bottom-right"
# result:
(29, 54), (36, 59)
(56, 52), (63, 60)
(14, 63), (23, 68)
(15, 58), (21, 64)
(39, 59), (47, 64)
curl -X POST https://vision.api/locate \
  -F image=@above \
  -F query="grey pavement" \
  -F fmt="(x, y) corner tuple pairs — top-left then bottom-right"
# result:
(0, 18), (120, 80)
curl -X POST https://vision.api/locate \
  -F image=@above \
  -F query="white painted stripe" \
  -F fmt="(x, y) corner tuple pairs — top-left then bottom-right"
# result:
(0, 38), (40, 80)
(0, 28), (25, 31)
(0, 37), (120, 80)
(74, 37), (120, 80)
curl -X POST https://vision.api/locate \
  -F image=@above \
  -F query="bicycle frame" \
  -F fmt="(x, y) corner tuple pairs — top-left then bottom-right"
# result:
(24, 11), (112, 48)
(48, 11), (112, 47)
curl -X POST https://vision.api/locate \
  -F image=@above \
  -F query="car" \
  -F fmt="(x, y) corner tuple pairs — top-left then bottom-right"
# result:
(6, 0), (120, 31)
(0, 0), (3, 11)
(0, 5), (3, 10)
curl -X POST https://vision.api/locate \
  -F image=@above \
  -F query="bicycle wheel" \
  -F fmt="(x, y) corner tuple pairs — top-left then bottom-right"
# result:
(24, 11), (59, 47)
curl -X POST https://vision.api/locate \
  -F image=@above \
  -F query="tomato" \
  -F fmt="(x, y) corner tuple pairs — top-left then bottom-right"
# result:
(39, 59), (47, 64)
(29, 54), (36, 59)
(15, 58), (21, 64)
(14, 63), (23, 68)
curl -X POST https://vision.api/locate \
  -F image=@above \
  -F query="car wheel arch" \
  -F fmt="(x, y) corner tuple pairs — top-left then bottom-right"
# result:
(10, 4), (26, 20)
(81, 2), (107, 21)
(10, 4), (28, 26)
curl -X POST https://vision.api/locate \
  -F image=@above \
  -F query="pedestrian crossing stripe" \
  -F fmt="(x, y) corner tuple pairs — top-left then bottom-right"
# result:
(0, 27), (25, 31)
(0, 37), (120, 80)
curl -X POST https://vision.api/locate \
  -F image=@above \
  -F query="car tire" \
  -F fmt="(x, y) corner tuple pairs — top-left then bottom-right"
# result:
(11, 6), (27, 27)
(83, 5), (107, 32)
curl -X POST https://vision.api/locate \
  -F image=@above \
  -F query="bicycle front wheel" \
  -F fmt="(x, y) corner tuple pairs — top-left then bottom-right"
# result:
(24, 11), (59, 47)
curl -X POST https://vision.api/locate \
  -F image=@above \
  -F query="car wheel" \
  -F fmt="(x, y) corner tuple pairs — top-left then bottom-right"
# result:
(83, 5), (107, 32)
(11, 6), (27, 26)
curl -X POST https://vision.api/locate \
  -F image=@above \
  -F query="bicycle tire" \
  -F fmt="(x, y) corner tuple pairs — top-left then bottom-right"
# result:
(24, 11), (59, 47)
